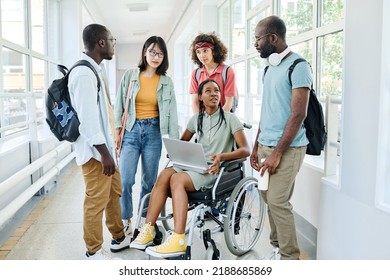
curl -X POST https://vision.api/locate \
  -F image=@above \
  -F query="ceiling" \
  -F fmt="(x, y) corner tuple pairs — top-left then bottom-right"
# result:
(84, 0), (190, 45)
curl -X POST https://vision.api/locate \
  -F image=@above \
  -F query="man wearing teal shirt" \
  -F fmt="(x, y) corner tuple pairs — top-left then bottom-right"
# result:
(250, 16), (312, 260)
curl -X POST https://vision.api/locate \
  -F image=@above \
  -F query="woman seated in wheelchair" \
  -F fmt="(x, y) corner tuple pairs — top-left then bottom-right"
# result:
(129, 79), (250, 258)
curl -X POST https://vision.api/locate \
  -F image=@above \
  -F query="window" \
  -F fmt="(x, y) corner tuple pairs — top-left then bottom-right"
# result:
(47, 0), (60, 59)
(231, 61), (246, 120)
(247, 55), (267, 126)
(249, 0), (265, 9)
(231, 0), (245, 58)
(0, 0), (61, 140)
(218, 1), (230, 54)
(1, 0), (26, 47)
(31, 0), (45, 54)
(290, 40), (312, 65)
(2, 48), (28, 135)
(319, 0), (344, 26)
(32, 58), (45, 124)
(318, 32), (343, 97)
(281, 0), (313, 38)
(247, 8), (270, 50)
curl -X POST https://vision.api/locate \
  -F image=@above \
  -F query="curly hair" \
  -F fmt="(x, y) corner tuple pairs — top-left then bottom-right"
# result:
(190, 32), (228, 67)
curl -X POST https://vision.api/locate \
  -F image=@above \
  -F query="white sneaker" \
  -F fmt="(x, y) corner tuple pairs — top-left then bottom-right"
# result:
(110, 234), (131, 253)
(268, 247), (281, 260)
(85, 248), (121, 260)
(123, 219), (133, 236)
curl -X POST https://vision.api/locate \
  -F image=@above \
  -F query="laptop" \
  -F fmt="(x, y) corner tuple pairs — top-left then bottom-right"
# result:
(162, 138), (211, 174)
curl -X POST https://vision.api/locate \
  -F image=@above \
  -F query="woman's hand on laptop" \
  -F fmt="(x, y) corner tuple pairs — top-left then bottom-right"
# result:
(208, 154), (222, 175)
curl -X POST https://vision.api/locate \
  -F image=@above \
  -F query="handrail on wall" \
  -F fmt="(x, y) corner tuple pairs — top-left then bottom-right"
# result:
(0, 142), (74, 228)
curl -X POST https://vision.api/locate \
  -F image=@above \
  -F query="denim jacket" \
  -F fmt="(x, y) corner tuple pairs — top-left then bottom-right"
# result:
(114, 68), (179, 139)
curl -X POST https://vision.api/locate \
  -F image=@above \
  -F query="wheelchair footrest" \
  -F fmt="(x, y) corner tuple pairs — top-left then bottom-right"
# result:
(166, 247), (191, 260)
(131, 228), (140, 242)
(202, 230), (220, 260)
(153, 226), (163, 245)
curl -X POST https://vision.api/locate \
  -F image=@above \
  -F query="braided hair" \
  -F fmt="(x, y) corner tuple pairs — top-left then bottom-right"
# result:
(197, 79), (227, 138)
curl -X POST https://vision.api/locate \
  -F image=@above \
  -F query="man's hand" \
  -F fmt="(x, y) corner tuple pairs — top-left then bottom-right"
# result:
(250, 149), (260, 171)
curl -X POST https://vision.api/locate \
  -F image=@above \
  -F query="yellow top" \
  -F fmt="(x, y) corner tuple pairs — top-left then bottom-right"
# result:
(135, 73), (160, 118)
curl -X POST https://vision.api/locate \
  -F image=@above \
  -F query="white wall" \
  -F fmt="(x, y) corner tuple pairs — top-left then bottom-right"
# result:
(317, 0), (390, 259)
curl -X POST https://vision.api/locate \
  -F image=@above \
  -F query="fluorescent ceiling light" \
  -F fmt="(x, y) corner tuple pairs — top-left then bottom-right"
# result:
(127, 3), (149, 12)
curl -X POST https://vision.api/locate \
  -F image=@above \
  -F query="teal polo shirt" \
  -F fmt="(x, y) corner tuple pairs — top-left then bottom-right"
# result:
(259, 53), (312, 147)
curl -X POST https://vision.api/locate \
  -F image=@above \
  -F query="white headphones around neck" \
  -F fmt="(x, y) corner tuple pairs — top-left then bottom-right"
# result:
(267, 47), (291, 66)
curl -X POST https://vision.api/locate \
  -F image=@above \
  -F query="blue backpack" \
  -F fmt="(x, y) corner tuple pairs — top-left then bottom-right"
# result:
(195, 65), (238, 112)
(263, 58), (327, 156)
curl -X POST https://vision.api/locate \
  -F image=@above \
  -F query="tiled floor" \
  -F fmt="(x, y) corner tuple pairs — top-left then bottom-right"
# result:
(0, 159), (313, 260)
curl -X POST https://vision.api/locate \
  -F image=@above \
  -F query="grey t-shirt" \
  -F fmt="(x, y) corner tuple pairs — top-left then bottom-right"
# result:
(187, 110), (243, 160)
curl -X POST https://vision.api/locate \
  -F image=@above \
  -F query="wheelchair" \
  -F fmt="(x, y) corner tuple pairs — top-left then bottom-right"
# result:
(132, 156), (267, 260)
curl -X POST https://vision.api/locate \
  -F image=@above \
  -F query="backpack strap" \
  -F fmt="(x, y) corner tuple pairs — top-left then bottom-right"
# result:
(57, 64), (68, 77)
(263, 66), (269, 83)
(221, 64), (229, 85)
(68, 60), (101, 103)
(195, 64), (230, 85)
(288, 58), (307, 86)
(70, 60), (101, 92)
(195, 67), (201, 84)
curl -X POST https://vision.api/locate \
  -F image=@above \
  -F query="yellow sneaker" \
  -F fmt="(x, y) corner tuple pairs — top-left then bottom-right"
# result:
(129, 222), (154, 250)
(145, 232), (186, 258)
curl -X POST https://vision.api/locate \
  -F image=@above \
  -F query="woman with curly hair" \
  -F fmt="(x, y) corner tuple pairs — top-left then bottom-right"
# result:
(189, 32), (237, 113)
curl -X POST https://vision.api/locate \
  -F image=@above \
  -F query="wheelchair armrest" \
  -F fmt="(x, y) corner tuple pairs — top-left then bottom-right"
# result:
(220, 158), (247, 168)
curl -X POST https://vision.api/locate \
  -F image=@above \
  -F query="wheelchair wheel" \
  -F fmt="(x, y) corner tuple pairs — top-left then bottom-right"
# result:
(160, 197), (193, 234)
(224, 177), (266, 256)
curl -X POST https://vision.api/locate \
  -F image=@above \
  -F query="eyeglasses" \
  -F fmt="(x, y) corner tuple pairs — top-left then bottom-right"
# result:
(148, 49), (164, 58)
(255, 33), (272, 43)
(107, 38), (117, 45)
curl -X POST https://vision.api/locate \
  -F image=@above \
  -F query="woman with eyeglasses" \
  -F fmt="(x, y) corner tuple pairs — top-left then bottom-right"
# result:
(114, 36), (179, 237)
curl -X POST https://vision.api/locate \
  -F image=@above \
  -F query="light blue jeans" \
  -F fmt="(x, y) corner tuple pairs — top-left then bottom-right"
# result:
(119, 117), (162, 219)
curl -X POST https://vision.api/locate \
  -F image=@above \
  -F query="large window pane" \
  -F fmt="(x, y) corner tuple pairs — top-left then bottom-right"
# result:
(247, 7), (270, 49)
(2, 47), (28, 135)
(231, 0), (245, 58)
(2, 47), (27, 94)
(290, 39), (313, 65)
(320, 0), (344, 26)
(231, 61), (245, 120)
(32, 58), (45, 93)
(318, 32), (343, 97)
(31, 0), (45, 54)
(248, 0), (264, 10)
(32, 58), (45, 123)
(281, 0), (313, 38)
(248, 55), (267, 125)
(218, 0), (230, 53)
(1, 0), (26, 47)
(47, 0), (60, 59)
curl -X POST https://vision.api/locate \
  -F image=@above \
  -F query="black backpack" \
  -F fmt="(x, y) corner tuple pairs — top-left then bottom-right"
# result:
(264, 58), (327, 156)
(195, 65), (239, 112)
(45, 60), (100, 142)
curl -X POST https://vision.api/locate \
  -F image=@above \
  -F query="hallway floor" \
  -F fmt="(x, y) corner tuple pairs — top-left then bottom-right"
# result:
(0, 159), (314, 260)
